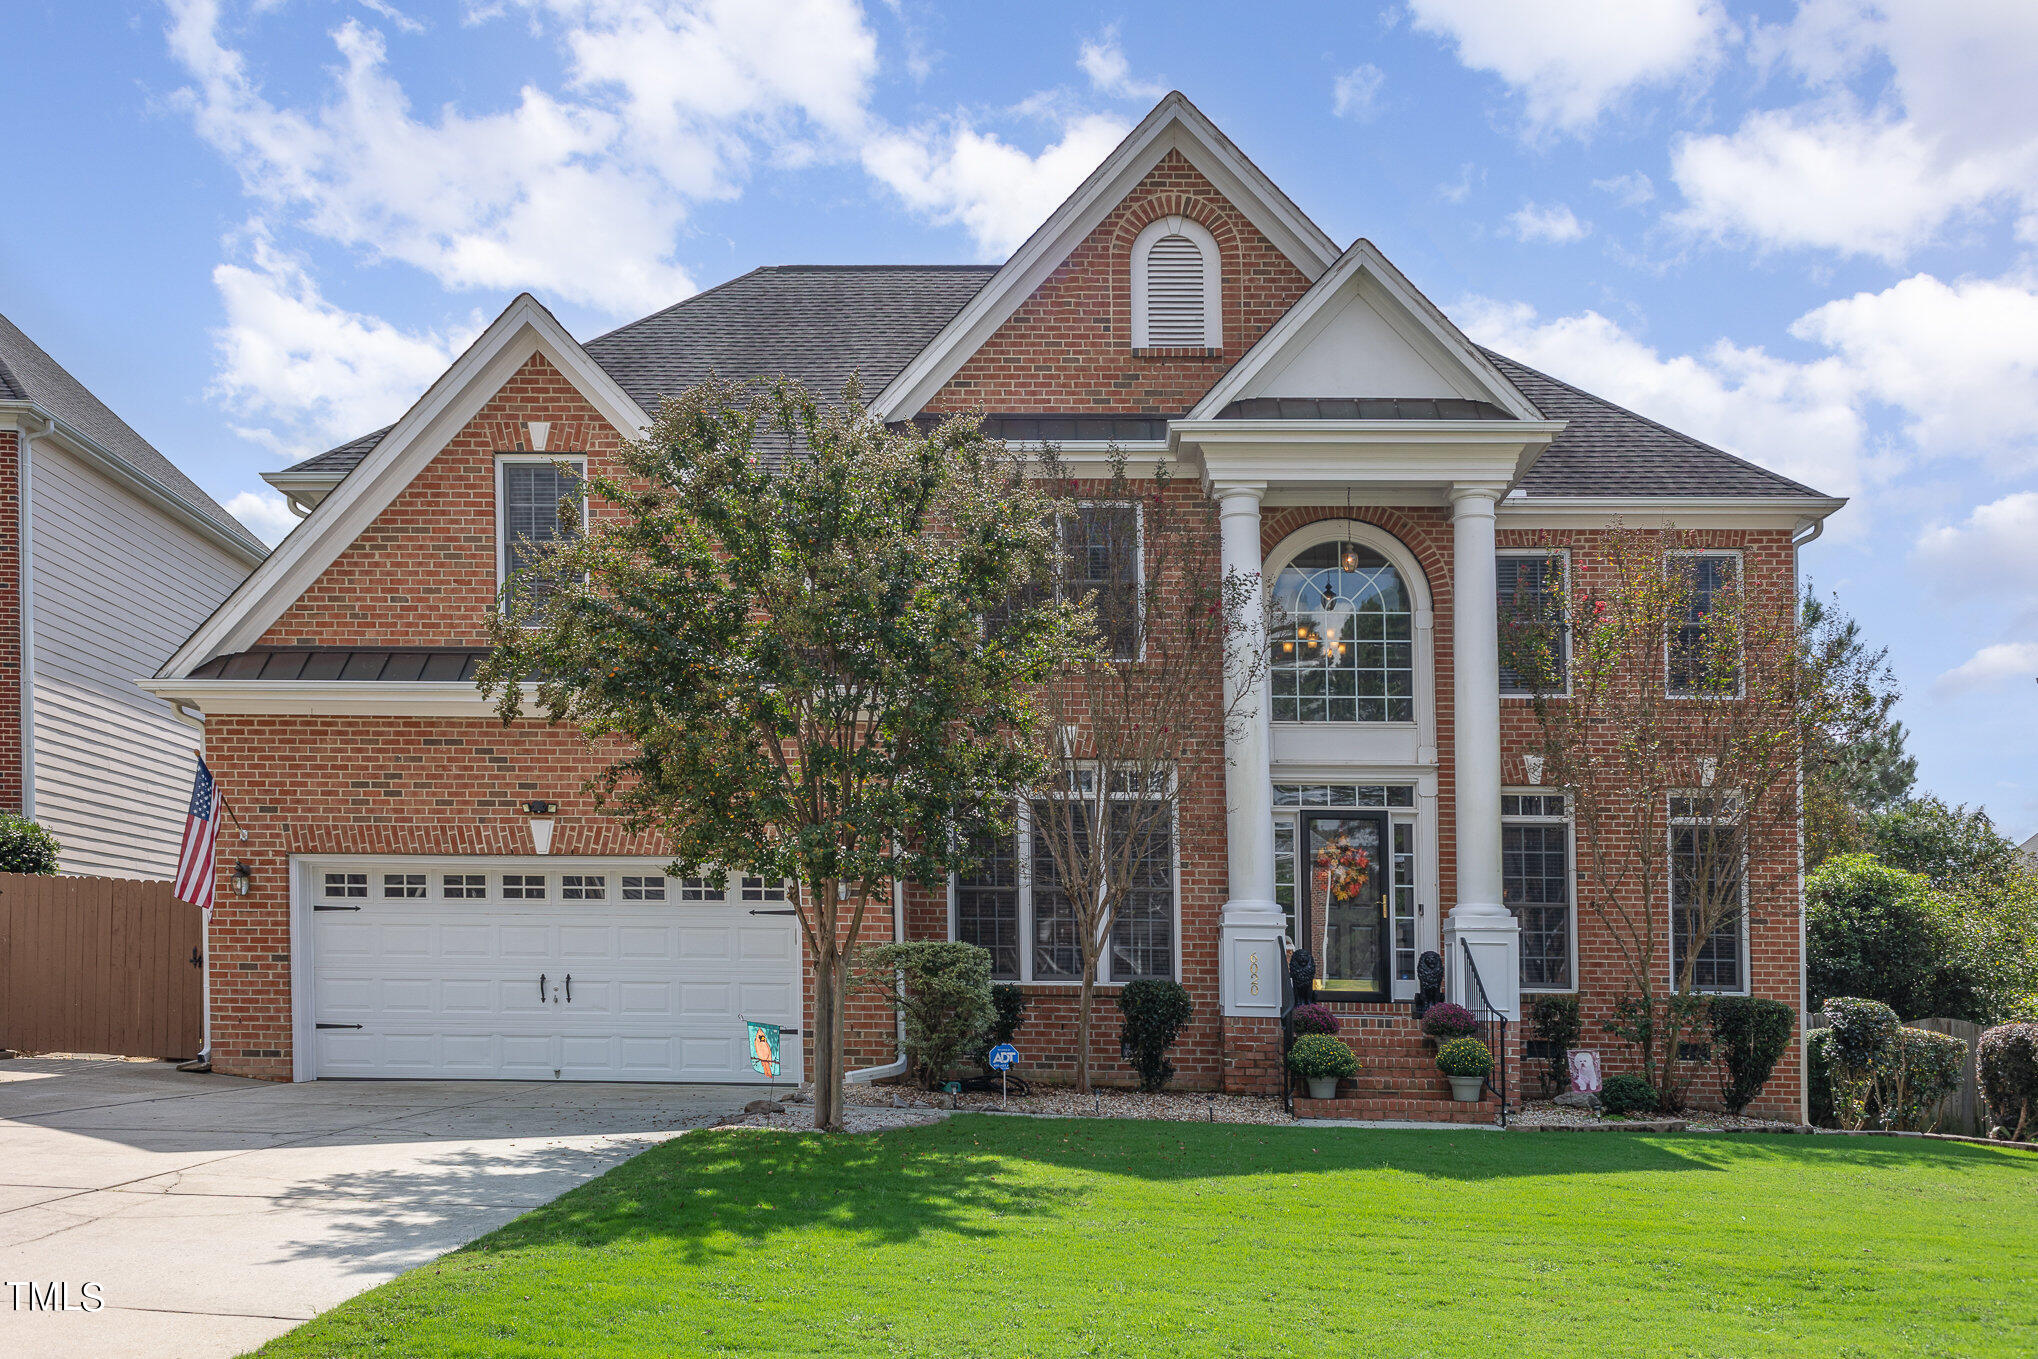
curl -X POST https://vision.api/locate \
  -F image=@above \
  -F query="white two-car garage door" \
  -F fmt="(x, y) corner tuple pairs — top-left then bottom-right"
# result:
(300, 858), (802, 1083)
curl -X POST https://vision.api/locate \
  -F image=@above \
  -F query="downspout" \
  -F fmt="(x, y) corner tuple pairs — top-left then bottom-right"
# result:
(1790, 515), (1823, 1127)
(844, 874), (910, 1084)
(15, 412), (45, 822)
(164, 701), (215, 1074)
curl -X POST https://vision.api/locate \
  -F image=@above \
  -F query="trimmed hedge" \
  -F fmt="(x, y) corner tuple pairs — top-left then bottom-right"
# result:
(1978, 1022), (2038, 1141)
(1882, 1027), (1968, 1132)
(1708, 996), (1795, 1114)
(1117, 979), (1193, 1093)
(1599, 1073), (1657, 1117)
(859, 941), (994, 1089)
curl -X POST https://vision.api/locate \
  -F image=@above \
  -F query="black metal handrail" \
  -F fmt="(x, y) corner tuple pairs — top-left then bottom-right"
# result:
(1458, 939), (1509, 1128)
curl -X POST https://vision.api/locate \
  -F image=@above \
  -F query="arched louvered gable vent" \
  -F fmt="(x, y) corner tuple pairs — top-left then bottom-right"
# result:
(1131, 216), (1222, 349)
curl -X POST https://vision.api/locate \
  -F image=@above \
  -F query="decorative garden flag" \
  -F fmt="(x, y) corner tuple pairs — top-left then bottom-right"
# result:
(1569, 1049), (1603, 1094)
(748, 1021), (781, 1078)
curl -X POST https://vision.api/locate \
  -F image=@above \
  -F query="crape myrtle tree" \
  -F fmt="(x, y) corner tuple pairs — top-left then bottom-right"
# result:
(1499, 524), (1878, 1107)
(1017, 451), (1267, 1092)
(480, 378), (1086, 1131)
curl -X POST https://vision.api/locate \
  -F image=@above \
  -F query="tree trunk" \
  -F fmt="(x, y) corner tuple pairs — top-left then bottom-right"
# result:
(1075, 953), (1098, 1093)
(811, 940), (846, 1132)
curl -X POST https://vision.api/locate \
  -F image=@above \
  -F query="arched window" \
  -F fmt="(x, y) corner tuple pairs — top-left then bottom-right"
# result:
(1131, 216), (1221, 349)
(1268, 538), (1416, 724)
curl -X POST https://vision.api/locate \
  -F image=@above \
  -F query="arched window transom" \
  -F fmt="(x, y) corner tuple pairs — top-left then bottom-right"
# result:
(1269, 539), (1415, 724)
(1131, 216), (1221, 349)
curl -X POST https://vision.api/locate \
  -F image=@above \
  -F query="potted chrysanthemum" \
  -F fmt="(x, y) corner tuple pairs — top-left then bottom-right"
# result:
(1435, 1036), (1493, 1102)
(1287, 1034), (1360, 1100)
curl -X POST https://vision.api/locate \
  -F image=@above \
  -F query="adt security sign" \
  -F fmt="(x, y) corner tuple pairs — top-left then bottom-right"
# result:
(989, 1044), (1017, 1070)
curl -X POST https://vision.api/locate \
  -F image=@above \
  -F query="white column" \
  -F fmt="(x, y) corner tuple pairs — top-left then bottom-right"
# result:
(1214, 483), (1283, 1019)
(1443, 485), (1519, 1021)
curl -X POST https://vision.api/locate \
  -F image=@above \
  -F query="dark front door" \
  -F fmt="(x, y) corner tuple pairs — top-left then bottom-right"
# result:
(1302, 811), (1389, 998)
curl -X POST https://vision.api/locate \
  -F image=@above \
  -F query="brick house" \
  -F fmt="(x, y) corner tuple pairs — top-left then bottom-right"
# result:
(0, 311), (266, 875)
(146, 94), (1836, 1119)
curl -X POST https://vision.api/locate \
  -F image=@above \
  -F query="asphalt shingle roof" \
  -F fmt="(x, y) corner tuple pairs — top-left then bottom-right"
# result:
(280, 268), (1831, 503)
(0, 311), (265, 550)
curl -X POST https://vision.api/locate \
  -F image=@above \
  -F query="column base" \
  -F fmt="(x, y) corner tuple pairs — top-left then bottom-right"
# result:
(1442, 904), (1520, 1023)
(1220, 899), (1287, 1019)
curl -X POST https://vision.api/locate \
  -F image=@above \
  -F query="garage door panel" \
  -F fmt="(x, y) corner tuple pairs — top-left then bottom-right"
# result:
(308, 860), (801, 1082)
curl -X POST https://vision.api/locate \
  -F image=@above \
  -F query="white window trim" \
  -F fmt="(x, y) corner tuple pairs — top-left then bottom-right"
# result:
(946, 789), (1182, 986)
(495, 452), (590, 593)
(1666, 792), (1751, 997)
(1130, 216), (1223, 350)
(1664, 548), (1744, 700)
(1501, 789), (1578, 994)
(1497, 547), (1571, 700)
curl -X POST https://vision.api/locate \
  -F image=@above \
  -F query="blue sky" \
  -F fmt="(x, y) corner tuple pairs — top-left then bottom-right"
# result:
(3, 0), (2035, 833)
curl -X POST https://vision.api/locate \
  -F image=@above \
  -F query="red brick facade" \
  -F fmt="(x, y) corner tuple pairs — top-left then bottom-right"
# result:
(188, 160), (1808, 1122)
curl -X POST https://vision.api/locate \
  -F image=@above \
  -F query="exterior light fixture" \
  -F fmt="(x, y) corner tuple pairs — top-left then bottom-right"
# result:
(231, 861), (253, 896)
(521, 799), (559, 855)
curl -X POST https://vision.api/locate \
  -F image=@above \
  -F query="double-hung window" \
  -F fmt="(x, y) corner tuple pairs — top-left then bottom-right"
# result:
(1669, 794), (1747, 993)
(498, 454), (586, 613)
(1497, 550), (1568, 696)
(1501, 793), (1573, 990)
(952, 788), (1176, 983)
(992, 505), (1143, 660)
(1667, 551), (1740, 697)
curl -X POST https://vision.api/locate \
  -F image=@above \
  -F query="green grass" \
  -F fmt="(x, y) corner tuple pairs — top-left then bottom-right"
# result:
(256, 1117), (2037, 1359)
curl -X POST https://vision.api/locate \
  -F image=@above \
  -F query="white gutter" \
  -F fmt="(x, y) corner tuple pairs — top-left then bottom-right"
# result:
(845, 873), (910, 1085)
(1791, 513), (1825, 1127)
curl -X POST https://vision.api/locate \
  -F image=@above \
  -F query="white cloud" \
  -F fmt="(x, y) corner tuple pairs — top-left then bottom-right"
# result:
(224, 489), (303, 546)
(1507, 201), (1591, 244)
(208, 227), (472, 457)
(1914, 493), (2038, 616)
(1457, 297), (1867, 501)
(1437, 162), (1480, 204)
(1791, 273), (2038, 464)
(1672, 0), (2038, 259)
(1593, 172), (1654, 207)
(861, 111), (1130, 260)
(1332, 64), (1386, 121)
(1078, 26), (1166, 102)
(1935, 642), (2038, 695)
(1406, 0), (1732, 132)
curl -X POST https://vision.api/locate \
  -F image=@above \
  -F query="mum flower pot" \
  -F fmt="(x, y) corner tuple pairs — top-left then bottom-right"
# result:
(1449, 1076), (1485, 1102)
(1307, 1076), (1340, 1100)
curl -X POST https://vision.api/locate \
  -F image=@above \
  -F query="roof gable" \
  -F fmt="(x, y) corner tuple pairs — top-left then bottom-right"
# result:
(870, 92), (1340, 420)
(1189, 240), (1541, 421)
(164, 293), (648, 677)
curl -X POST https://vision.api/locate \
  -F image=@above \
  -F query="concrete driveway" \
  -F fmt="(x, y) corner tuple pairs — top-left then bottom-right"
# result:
(0, 1056), (769, 1358)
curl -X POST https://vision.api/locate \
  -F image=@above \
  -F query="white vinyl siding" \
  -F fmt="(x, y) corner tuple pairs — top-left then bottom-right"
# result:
(29, 440), (249, 877)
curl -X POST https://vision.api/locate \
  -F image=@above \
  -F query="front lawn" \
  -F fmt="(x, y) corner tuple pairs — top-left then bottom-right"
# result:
(257, 1117), (2036, 1358)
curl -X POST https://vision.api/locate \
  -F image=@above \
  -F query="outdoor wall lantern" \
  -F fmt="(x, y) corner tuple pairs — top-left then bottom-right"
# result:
(231, 861), (253, 896)
(521, 800), (559, 855)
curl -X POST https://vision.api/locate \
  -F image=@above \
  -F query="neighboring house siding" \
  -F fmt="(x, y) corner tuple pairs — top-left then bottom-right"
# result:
(30, 438), (247, 876)
(0, 429), (21, 814)
(925, 150), (1314, 416)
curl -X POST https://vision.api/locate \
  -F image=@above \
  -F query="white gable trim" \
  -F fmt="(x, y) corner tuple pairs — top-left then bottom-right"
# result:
(159, 294), (650, 679)
(870, 92), (1339, 421)
(1187, 240), (1542, 422)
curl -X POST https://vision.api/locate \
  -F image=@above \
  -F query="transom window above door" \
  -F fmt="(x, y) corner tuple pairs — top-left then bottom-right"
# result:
(1269, 539), (1415, 723)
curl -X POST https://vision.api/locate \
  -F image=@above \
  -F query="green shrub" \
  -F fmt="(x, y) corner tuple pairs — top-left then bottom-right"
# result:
(1117, 979), (1193, 1093)
(974, 982), (1029, 1077)
(1708, 996), (1795, 1114)
(1806, 854), (1979, 1020)
(1880, 1027), (1967, 1132)
(1599, 1073), (1657, 1117)
(1806, 1028), (1836, 1127)
(0, 814), (59, 875)
(1977, 1022), (2038, 1141)
(859, 942), (994, 1089)
(1527, 994), (1583, 1095)
(1821, 996), (1900, 1129)
(1435, 1036), (1493, 1080)
(1287, 1034), (1360, 1082)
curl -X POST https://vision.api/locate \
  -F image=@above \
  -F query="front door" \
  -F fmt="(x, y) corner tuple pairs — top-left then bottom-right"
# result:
(1302, 812), (1389, 998)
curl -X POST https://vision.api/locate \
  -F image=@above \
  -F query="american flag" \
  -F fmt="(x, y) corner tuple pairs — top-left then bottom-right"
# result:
(173, 759), (222, 914)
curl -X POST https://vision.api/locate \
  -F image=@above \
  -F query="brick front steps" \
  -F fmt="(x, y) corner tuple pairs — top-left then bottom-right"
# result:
(1293, 1093), (1497, 1124)
(1290, 1001), (1505, 1124)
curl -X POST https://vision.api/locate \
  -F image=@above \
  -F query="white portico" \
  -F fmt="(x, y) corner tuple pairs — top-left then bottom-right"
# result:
(1168, 239), (1565, 1026)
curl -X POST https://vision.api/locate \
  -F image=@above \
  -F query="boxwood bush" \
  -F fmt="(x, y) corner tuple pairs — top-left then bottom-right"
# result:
(1882, 1027), (1968, 1132)
(1599, 1073), (1657, 1117)
(1978, 1022), (2038, 1141)
(1117, 979), (1193, 1093)
(1708, 996), (1795, 1114)
(0, 814), (59, 875)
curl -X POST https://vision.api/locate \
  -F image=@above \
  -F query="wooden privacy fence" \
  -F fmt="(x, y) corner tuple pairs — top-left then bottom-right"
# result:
(0, 874), (203, 1060)
(1806, 1013), (1984, 1136)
